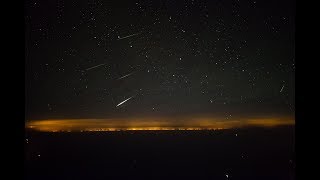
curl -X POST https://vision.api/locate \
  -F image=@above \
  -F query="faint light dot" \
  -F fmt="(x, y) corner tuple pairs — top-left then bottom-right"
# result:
(226, 174), (229, 178)
(38, 154), (41, 157)
(130, 45), (133, 48)
(235, 133), (238, 137)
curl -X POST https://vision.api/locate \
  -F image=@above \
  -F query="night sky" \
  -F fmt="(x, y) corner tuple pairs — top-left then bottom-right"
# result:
(25, 0), (295, 120)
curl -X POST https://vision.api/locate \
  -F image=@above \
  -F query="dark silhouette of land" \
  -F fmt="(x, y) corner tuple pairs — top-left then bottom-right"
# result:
(25, 126), (295, 180)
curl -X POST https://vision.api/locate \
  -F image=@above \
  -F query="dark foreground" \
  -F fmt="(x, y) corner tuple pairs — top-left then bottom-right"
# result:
(25, 126), (295, 180)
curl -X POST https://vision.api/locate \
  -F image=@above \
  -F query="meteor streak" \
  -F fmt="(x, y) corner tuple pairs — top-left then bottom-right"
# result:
(280, 84), (285, 92)
(117, 72), (135, 80)
(117, 33), (140, 40)
(116, 96), (134, 107)
(85, 63), (105, 71)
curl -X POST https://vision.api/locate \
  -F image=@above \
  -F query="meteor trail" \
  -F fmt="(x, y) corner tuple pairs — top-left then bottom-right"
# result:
(85, 63), (106, 71)
(117, 72), (135, 80)
(116, 96), (134, 107)
(117, 33), (140, 40)
(280, 84), (285, 92)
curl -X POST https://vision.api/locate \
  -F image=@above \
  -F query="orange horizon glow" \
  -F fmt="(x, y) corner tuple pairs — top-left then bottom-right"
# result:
(25, 115), (295, 132)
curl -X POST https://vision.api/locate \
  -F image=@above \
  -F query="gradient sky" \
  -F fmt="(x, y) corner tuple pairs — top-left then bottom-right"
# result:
(25, 0), (295, 120)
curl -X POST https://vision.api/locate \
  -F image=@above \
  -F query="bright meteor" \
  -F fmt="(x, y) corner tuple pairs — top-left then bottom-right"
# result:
(116, 96), (134, 107)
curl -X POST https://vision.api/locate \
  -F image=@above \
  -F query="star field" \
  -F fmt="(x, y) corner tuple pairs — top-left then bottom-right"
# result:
(25, 0), (295, 119)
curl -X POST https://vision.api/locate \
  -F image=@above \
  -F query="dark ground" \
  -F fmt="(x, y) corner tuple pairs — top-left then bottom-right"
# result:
(25, 126), (295, 180)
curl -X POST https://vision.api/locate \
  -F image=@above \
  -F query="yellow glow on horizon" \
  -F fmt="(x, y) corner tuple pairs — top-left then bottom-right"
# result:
(25, 115), (294, 132)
